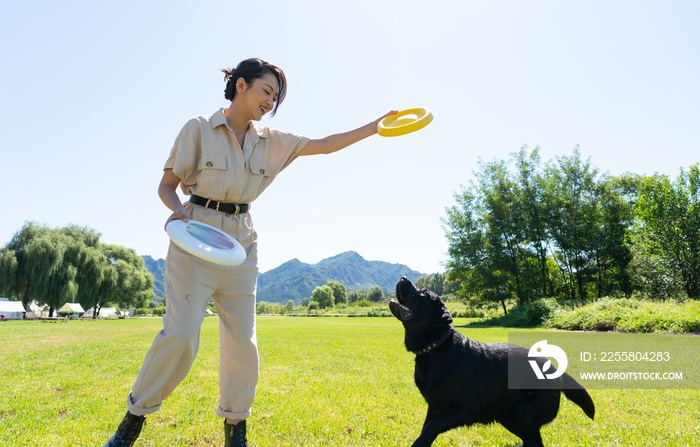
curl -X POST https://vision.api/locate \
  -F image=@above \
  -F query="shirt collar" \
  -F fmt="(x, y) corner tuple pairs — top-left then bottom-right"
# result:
(212, 107), (268, 143)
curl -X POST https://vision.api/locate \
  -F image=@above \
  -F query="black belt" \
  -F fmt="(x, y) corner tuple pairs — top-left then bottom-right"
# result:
(189, 195), (250, 215)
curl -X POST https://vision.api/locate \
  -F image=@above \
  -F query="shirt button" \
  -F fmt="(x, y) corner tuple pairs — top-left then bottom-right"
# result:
(206, 161), (213, 167)
(260, 169), (266, 174)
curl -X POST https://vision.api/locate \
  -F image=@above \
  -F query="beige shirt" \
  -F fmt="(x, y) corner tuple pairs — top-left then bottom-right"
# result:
(164, 108), (310, 204)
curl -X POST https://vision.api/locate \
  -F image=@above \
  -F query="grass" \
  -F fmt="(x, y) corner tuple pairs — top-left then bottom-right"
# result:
(0, 317), (699, 446)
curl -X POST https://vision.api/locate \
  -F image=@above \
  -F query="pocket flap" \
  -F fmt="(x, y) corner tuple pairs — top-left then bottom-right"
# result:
(249, 160), (271, 176)
(199, 154), (227, 170)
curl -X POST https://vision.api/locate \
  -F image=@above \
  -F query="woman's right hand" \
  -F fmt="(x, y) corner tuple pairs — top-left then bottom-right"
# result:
(159, 169), (190, 231)
(164, 206), (189, 231)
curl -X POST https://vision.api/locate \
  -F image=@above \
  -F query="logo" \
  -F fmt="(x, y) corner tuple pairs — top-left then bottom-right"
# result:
(528, 340), (568, 380)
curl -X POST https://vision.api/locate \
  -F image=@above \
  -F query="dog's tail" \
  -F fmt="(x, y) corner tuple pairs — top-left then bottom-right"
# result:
(562, 374), (595, 420)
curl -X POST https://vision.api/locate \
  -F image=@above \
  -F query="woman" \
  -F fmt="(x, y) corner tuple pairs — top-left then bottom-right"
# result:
(104, 58), (395, 447)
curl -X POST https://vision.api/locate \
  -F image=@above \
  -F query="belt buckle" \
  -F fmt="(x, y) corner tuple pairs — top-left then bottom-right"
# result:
(234, 204), (240, 218)
(216, 201), (221, 212)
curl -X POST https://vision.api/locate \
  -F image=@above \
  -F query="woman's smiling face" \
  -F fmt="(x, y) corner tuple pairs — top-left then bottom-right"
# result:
(239, 73), (279, 121)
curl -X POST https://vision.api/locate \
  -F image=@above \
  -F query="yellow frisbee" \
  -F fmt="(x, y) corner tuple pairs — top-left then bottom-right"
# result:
(378, 108), (433, 137)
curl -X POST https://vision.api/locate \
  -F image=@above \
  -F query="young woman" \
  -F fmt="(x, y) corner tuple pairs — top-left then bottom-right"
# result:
(103, 58), (395, 447)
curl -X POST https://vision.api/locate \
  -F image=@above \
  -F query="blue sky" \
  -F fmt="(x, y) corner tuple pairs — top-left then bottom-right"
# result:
(1, 0), (698, 275)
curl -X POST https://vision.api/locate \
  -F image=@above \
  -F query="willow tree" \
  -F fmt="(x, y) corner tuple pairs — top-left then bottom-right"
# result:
(0, 248), (18, 298)
(3, 222), (51, 309)
(1, 222), (154, 315)
(102, 244), (154, 311)
(24, 231), (79, 316)
(75, 246), (118, 318)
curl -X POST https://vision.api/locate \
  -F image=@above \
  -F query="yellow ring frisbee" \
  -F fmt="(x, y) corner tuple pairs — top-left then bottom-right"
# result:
(378, 107), (433, 137)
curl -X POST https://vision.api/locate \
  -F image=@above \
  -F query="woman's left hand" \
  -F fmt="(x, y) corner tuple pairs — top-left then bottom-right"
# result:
(372, 110), (399, 133)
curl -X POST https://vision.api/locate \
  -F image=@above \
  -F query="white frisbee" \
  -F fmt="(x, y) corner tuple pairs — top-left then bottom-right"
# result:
(166, 220), (246, 266)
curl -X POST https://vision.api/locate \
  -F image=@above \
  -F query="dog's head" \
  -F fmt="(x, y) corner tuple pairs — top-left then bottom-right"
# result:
(389, 276), (453, 353)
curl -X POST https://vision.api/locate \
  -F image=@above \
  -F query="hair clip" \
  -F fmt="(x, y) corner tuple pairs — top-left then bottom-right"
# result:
(224, 73), (233, 83)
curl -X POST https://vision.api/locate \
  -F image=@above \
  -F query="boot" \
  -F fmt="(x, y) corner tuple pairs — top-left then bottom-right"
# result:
(224, 419), (248, 447)
(103, 411), (146, 447)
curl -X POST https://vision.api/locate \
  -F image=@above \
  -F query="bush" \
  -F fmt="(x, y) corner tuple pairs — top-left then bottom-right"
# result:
(354, 300), (373, 308)
(152, 306), (166, 316)
(256, 302), (282, 315)
(549, 298), (637, 331)
(453, 308), (486, 318)
(469, 299), (559, 327)
(367, 308), (392, 317)
(548, 298), (700, 333)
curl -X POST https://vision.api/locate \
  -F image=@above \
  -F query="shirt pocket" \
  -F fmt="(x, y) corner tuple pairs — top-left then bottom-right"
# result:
(197, 154), (227, 196)
(245, 159), (271, 196)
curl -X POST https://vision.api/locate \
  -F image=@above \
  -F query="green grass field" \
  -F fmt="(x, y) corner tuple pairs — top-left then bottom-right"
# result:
(1, 317), (698, 446)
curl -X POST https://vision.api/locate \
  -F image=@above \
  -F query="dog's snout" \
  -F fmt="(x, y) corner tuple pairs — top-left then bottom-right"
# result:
(396, 276), (417, 299)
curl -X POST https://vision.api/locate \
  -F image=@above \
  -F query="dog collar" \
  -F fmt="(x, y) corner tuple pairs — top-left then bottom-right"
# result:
(414, 327), (453, 356)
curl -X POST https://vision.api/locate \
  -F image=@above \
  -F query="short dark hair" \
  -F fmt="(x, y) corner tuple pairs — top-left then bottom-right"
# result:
(221, 58), (287, 116)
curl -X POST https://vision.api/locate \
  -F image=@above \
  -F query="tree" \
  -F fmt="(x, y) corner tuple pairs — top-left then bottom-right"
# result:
(630, 164), (700, 298)
(415, 273), (460, 297)
(311, 285), (334, 309)
(479, 158), (531, 302)
(3, 222), (51, 309)
(543, 148), (601, 299)
(327, 281), (347, 305)
(285, 299), (294, 313)
(589, 176), (634, 297)
(444, 147), (636, 304)
(24, 231), (80, 316)
(367, 286), (383, 302)
(347, 289), (366, 303)
(102, 245), (155, 310)
(0, 248), (18, 298)
(444, 185), (514, 313)
(514, 147), (551, 297)
(75, 247), (118, 318)
(0, 222), (154, 316)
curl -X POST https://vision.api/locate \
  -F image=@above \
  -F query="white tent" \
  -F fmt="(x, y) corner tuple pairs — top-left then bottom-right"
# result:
(58, 303), (85, 314)
(26, 301), (48, 319)
(84, 307), (119, 318)
(0, 298), (26, 319)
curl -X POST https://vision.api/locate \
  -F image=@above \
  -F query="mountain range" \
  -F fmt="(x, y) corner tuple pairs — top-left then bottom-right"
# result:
(142, 251), (425, 305)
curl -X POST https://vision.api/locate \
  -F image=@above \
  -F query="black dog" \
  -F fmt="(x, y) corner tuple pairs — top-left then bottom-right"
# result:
(389, 277), (595, 447)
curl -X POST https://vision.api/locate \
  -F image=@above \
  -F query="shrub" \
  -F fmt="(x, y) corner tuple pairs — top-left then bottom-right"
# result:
(152, 306), (166, 316)
(354, 300), (373, 308)
(547, 298), (700, 333)
(454, 308), (485, 318)
(469, 299), (560, 327)
(367, 308), (392, 317)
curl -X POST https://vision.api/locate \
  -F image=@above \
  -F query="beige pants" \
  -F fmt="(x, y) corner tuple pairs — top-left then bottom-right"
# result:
(128, 202), (259, 420)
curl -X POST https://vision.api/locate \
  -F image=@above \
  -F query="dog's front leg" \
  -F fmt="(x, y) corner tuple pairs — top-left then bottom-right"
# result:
(411, 406), (475, 447)
(422, 406), (437, 427)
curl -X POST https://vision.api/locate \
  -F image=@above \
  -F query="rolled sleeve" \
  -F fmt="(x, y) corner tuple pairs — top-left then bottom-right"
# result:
(164, 118), (201, 186)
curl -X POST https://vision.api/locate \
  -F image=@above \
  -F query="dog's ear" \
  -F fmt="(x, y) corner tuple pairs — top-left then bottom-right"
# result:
(429, 299), (453, 327)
